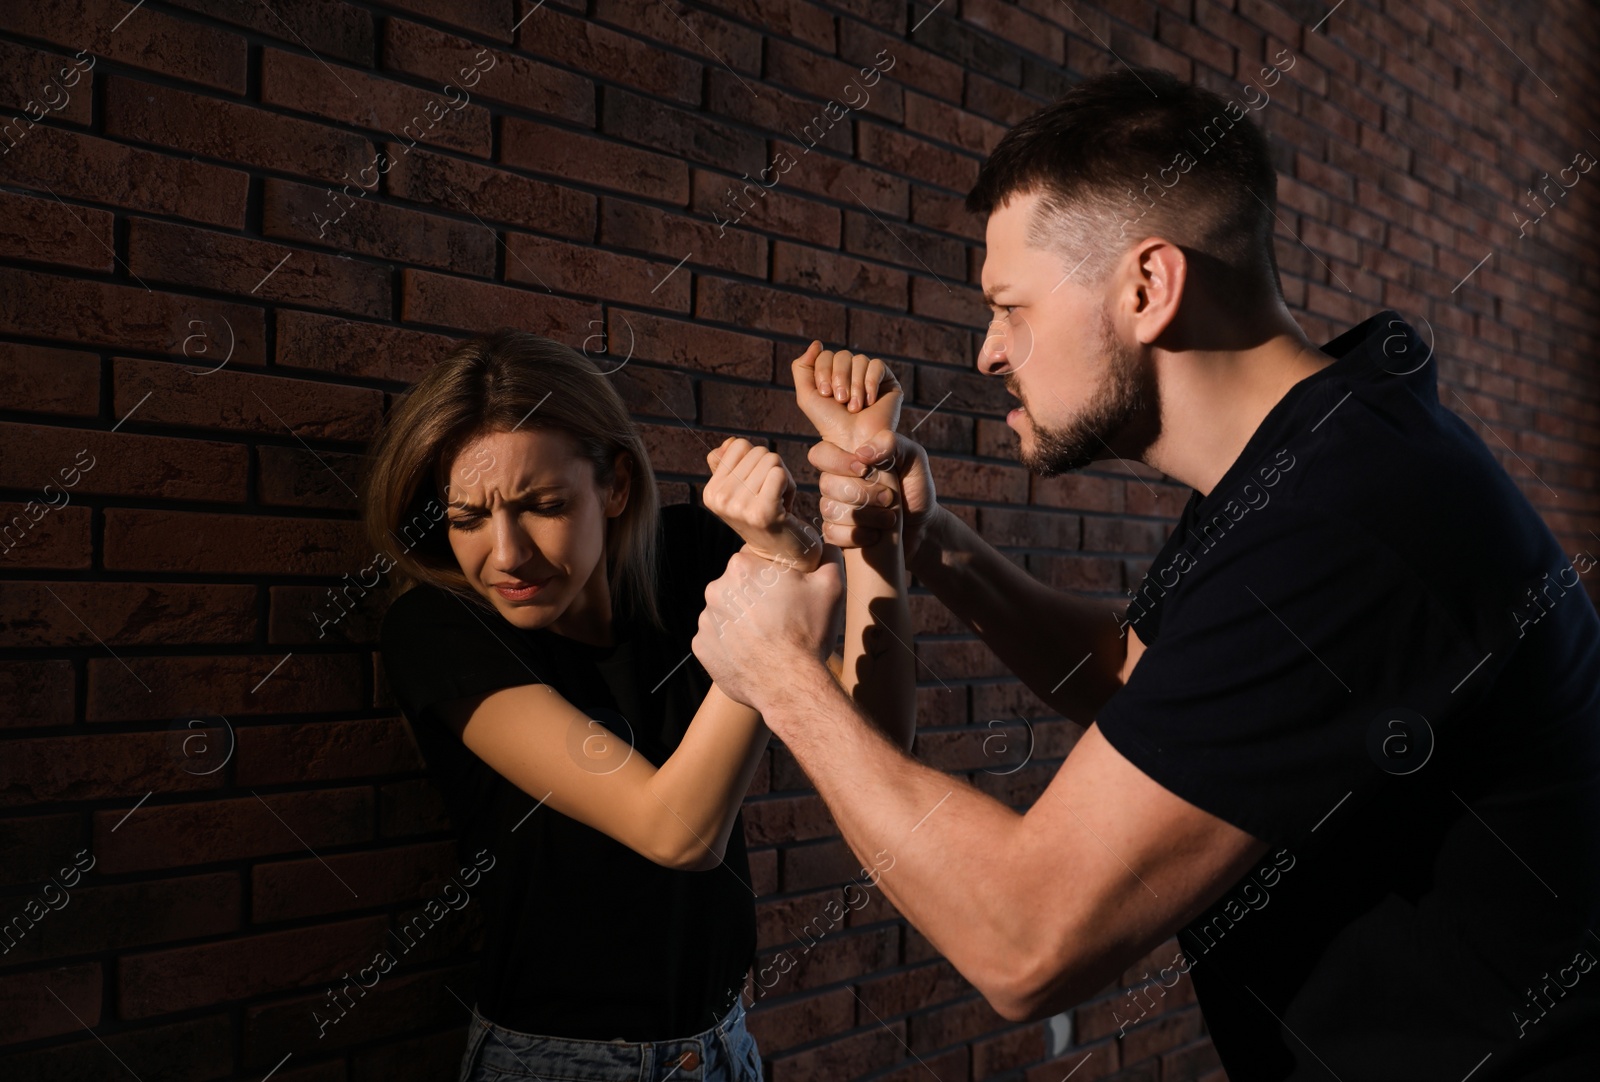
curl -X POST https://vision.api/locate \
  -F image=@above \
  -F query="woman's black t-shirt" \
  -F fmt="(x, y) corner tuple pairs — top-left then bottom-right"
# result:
(378, 502), (756, 1041)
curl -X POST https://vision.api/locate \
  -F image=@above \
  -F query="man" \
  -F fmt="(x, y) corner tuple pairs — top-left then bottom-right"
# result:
(691, 67), (1600, 1080)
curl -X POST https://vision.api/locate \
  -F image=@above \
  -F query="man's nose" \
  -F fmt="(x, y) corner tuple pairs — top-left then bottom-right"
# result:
(977, 320), (1009, 376)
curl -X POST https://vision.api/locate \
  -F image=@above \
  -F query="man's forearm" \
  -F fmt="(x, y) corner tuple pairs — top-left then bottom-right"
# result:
(762, 658), (1034, 1006)
(908, 504), (1128, 722)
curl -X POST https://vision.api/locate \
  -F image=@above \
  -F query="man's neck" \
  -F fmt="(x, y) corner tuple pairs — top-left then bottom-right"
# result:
(1144, 324), (1337, 498)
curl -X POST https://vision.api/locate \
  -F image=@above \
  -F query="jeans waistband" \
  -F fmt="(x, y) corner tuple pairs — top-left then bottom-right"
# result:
(468, 994), (748, 1080)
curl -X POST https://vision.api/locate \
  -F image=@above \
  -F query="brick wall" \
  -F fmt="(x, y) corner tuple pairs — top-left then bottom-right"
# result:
(3, 1), (1599, 1080)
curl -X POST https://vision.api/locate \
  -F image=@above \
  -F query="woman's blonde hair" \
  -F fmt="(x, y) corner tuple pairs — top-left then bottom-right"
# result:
(361, 328), (662, 630)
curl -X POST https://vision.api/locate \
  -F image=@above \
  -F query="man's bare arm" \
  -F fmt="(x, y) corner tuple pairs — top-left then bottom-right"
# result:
(749, 653), (1264, 1020)
(909, 503), (1132, 723)
(812, 434), (1133, 722)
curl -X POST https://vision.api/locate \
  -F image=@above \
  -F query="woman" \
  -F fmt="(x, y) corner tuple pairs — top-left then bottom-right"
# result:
(365, 330), (911, 1081)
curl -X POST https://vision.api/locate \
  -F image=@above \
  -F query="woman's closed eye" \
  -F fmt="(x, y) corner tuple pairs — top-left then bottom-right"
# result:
(448, 502), (566, 530)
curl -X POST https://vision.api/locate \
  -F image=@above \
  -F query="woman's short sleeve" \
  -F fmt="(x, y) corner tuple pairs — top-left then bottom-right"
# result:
(378, 585), (548, 731)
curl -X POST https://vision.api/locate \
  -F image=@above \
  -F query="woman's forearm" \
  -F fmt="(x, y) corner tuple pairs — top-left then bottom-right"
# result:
(839, 470), (916, 751)
(644, 682), (770, 869)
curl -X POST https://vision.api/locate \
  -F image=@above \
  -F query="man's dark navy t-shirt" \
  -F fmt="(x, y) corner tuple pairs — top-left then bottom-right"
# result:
(1096, 310), (1600, 1081)
(378, 502), (757, 1042)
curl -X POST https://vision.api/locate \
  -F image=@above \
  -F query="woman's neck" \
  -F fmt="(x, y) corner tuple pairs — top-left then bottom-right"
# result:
(548, 562), (616, 647)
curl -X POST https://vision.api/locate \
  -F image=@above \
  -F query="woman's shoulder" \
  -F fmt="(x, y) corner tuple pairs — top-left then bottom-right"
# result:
(657, 502), (742, 581)
(379, 582), (494, 653)
(649, 502), (742, 633)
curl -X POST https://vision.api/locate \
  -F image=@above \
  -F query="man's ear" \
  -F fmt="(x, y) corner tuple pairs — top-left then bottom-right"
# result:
(605, 452), (632, 518)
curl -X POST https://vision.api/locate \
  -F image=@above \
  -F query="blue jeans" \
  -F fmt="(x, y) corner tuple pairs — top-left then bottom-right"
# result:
(458, 996), (763, 1081)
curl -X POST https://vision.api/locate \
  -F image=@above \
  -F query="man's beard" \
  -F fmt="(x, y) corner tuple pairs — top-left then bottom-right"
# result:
(1011, 305), (1149, 477)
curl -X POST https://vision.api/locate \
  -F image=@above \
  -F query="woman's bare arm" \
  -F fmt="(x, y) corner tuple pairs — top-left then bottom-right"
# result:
(794, 343), (916, 750)
(436, 681), (767, 870)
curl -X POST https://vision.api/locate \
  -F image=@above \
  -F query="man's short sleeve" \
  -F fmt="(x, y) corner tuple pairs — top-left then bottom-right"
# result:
(379, 584), (547, 732)
(1095, 503), (1500, 845)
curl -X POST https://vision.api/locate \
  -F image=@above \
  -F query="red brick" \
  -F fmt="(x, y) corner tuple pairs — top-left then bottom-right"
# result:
(0, 581), (255, 648)
(908, 993), (1013, 1053)
(0, 0), (246, 94)
(700, 381), (812, 436)
(120, 915), (389, 1017)
(386, 0), (511, 37)
(277, 183), (499, 280)
(102, 509), (365, 574)
(2, 1015), (234, 1081)
(707, 69), (852, 157)
(0, 873), (240, 968)
(0, 343), (99, 417)
(911, 185), (986, 242)
(0, 729), (226, 807)
(609, 364), (697, 422)
(915, 272), (985, 328)
(963, 70), (1042, 127)
(0, 267), (266, 363)
(252, 840), (456, 922)
(605, 309), (773, 382)
(778, 137), (910, 218)
(401, 268), (595, 335)
(966, 0), (1066, 60)
(685, 0), (834, 50)
(904, 91), (1008, 157)
(602, 87), (768, 176)
(256, 446), (364, 511)
(0, 422), (248, 502)
(0, 962), (100, 1044)
(699, 276), (849, 342)
(590, 0), (761, 74)
(502, 117), (691, 204)
(163, 0), (372, 63)
(92, 787), (373, 874)
(743, 793), (838, 846)
(382, 19), (593, 125)
(688, 164), (843, 248)
(1034, 472), (1127, 514)
(1023, 1039), (1119, 1082)
(604, 196), (768, 278)
(743, 985), (854, 1054)
(773, 241), (909, 309)
(851, 308), (972, 371)
(856, 958), (973, 1018)
(236, 717), (422, 786)
(519, 5), (701, 102)
(503, 231), (691, 311)
(845, 25), (963, 102)
(843, 211), (967, 281)
(111, 356), (383, 441)
(384, 143), (595, 237)
(260, 48), (492, 158)
(86, 651), (365, 722)
(275, 309), (461, 383)
(764, 39), (905, 124)
(1, 124), (249, 228)
(127, 219), (390, 319)
(636, 421), (726, 475)
(765, 1017), (907, 1081)
(0, 39), (93, 126)
(0, 660), (75, 729)
(0, 502), (91, 570)
(105, 76), (373, 185)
